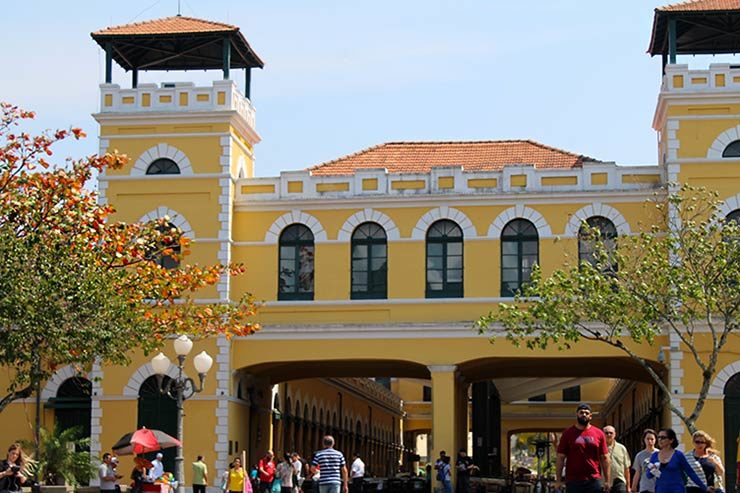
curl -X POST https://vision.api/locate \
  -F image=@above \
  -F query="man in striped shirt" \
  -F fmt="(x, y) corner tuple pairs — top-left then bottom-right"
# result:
(311, 435), (349, 493)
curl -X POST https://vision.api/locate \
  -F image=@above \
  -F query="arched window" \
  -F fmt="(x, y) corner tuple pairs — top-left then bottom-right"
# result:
(501, 219), (539, 297)
(146, 158), (181, 175)
(52, 377), (92, 451)
(728, 209), (740, 225)
(723, 141), (740, 158)
(578, 216), (618, 270)
(148, 222), (181, 269)
(351, 222), (387, 299)
(426, 220), (463, 298)
(278, 224), (314, 300)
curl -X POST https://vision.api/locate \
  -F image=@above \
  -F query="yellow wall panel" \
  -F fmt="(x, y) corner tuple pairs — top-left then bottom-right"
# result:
(242, 184), (276, 194)
(316, 182), (350, 193)
(510, 175), (527, 187)
(467, 178), (498, 188)
(541, 176), (577, 186)
(438, 177), (455, 189)
(391, 180), (425, 190)
(591, 173), (608, 185)
(288, 181), (304, 193)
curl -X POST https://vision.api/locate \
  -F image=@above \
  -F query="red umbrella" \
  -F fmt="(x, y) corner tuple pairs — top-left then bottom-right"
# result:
(112, 427), (181, 455)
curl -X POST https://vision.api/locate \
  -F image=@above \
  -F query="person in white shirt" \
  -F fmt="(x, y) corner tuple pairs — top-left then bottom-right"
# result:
(291, 453), (304, 493)
(349, 453), (365, 493)
(149, 453), (164, 481)
(99, 453), (122, 493)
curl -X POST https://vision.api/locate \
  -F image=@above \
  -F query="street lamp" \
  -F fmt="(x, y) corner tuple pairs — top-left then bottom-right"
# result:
(151, 335), (213, 493)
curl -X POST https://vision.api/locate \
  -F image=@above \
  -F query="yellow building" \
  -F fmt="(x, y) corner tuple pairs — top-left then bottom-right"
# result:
(1, 0), (740, 490)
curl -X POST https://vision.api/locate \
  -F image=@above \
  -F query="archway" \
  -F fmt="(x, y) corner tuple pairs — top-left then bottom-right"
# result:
(724, 372), (740, 488)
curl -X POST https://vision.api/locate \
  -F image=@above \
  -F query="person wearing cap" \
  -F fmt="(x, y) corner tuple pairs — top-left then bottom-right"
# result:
(554, 404), (610, 493)
(149, 452), (165, 481)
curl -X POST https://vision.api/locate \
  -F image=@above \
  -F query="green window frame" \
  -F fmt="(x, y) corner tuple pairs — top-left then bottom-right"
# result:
(501, 219), (538, 297)
(351, 222), (387, 300)
(578, 216), (618, 271)
(728, 209), (740, 224)
(146, 158), (181, 175)
(278, 224), (314, 300)
(426, 219), (463, 298)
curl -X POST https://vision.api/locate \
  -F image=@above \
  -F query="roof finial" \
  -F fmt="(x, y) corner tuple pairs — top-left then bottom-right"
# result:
(177, 0), (181, 16)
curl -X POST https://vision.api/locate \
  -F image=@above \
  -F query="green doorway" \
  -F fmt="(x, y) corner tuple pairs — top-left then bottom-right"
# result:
(138, 375), (177, 476)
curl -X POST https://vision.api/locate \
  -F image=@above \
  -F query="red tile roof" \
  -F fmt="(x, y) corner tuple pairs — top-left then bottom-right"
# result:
(657, 0), (740, 11)
(92, 16), (238, 36)
(308, 140), (598, 176)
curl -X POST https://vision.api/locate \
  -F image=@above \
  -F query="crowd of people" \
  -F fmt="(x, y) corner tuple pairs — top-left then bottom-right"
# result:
(220, 436), (358, 493)
(553, 403), (724, 493)
(0, 409), (726, 493)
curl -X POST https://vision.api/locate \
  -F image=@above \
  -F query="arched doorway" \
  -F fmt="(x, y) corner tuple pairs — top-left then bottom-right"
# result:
(53, 377), (92, 446)
(138, 375), (177, 475)
(724, 372), (740, 488)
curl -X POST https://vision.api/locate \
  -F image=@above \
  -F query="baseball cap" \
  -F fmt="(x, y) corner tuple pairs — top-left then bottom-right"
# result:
(576, 403), (592, 412)
(156, 453), (163, 459)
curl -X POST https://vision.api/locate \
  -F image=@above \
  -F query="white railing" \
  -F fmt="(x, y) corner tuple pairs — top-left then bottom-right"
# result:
(663, 63), (740, 93)
(98, 79), (256, 129)
(235, 162), (663, 202)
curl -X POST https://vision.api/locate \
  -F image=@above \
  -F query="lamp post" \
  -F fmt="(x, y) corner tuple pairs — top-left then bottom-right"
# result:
(151, 335), (213, 493)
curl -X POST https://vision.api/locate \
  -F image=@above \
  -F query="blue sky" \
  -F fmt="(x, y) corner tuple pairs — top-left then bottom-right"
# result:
(1, 1), (731, 176)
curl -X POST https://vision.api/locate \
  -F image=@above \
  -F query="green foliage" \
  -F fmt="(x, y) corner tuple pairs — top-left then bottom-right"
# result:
(21, 426), (96, 486)
(477, 185), (740, 431)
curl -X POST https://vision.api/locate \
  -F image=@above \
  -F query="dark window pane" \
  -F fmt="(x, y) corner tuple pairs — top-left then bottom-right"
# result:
(427, 257), (443, 270)
(371, 258), (386, 271)
(447, 242), (463, 256)
(146, 158), (181, 175)
(562, 385), (581, 402)
(279, 224), (314, 299)
(528, 394), (546, 402)
(502, 254), (519, 268)
(427, 243), (443, 256)
(371, 244), (387, 258)
(723, 141), (740, 158)
(352, 244), (368, 258)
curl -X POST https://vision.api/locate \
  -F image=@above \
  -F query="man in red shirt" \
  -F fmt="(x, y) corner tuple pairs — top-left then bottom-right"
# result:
(258, 450), (276, 493)
(554, 404), (610, 493)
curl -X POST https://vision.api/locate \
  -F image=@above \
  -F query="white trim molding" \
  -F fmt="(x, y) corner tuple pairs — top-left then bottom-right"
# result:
(707, 125), (740, 159)
(264, 210), (327, 244)
(132, 143), (193, 176)
(563, 203), (631, 237)
(708, 360), (740, 396)
(488, 205), (553, 238)
(719, 193), (740, 218)
(138, 207), (195, 239)
(337, 208), (400, 241)
(122, 362), (187, 397)
(40, 365), (90, 400)
(411, 206), (476, 240)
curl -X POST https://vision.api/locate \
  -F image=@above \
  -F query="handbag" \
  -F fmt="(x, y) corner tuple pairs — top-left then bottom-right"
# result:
(271, 479), (282, 493)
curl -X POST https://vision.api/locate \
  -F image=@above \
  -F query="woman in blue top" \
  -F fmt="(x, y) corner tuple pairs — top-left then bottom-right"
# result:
(646, 429), (707, 493)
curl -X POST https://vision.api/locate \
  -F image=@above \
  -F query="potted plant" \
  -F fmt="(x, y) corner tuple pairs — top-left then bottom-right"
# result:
(22, 426), (97, 492)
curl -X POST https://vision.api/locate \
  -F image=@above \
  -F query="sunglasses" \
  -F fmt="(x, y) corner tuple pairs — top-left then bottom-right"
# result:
(694, 440), (706, 444)
(657, 436), (669, 439)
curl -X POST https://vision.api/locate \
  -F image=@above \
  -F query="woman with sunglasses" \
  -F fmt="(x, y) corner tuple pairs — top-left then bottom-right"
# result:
(687, 431), (724, 493)
(646, 429), (707, 493)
